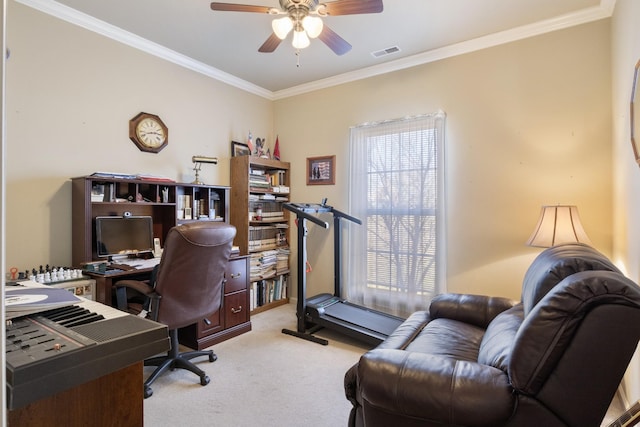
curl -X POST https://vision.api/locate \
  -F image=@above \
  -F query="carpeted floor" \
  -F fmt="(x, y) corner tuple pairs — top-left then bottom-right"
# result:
(143, 302), (371, 426)
(142, 301), (628, 426)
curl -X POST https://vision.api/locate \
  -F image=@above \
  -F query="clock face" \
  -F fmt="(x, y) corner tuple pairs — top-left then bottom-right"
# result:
(136, 118), (166, 148)
(129, 112), (168, 153)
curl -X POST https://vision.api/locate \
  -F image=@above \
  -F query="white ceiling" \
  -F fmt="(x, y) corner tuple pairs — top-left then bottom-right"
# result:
(17, 0), (613, 98)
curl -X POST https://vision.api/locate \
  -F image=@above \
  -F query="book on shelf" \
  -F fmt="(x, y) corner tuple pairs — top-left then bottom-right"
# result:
(250, 274), (288, 310)
(90, 171), (137, 180)
(135, 174), (175, 182)
(91, 183), (105, 202)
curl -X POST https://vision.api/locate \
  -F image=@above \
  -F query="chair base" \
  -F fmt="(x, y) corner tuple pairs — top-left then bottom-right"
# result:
(144, 329), (216, 398)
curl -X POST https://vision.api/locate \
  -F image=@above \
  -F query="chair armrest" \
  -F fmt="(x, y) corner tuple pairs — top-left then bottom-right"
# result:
(430, 293), (518, 328)
(114, 279), (158, 313)
(115, 279), (154, 295)
(357, 349), (514, 427)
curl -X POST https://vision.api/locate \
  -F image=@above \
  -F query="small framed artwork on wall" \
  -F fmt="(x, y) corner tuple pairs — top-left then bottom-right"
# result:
(631, 59), (640, 166)
(231, 141), (250, 157)
(307, 155), (335, 185)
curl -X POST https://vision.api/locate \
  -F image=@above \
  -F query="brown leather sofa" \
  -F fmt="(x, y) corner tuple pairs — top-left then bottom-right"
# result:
(344, 243), (640, 427)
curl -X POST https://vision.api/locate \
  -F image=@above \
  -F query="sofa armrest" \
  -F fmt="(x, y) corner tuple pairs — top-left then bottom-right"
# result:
(430, 293), (518, 328)
(357, 349), (514, 427)
(345, 311), (432, 408)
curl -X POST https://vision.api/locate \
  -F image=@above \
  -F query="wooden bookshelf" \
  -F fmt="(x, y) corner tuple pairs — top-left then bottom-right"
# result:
(230, 156), (291, 313)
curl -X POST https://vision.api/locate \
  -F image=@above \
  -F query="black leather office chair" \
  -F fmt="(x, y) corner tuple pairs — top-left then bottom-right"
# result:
(115, 222), (236, 398)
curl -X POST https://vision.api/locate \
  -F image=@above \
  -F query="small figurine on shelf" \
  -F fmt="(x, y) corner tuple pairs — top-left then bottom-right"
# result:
(273, 135), (281, 160)
(256, 137), (266, 157)
(247, 131), (254, 155)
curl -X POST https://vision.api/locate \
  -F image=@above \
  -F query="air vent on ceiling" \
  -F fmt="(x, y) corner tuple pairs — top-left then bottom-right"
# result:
(371, 46), (401, 58)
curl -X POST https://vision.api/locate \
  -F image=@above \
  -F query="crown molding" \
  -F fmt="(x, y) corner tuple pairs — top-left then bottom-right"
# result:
(16, 0), (615, 101)
(14, 0), (273, 99)
(272, 2), (615, 99)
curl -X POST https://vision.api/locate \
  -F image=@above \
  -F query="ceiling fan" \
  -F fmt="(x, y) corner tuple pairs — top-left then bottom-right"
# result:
(210, 0), (383, 55)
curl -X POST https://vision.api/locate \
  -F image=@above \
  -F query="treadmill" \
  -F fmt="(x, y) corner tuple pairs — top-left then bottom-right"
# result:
(281, 200), (404, 346)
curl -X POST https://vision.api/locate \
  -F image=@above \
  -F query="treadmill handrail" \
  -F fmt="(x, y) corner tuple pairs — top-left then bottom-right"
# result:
(330, 207), (362, 225)
(283, 202), (362, 226)
(283, 203), (329, 228)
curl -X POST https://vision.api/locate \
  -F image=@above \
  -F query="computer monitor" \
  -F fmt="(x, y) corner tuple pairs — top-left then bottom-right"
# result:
(95, 216), (154, 260)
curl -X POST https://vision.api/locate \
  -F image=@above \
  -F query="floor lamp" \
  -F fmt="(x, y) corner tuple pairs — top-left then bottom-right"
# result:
(526, 205), (592, 248)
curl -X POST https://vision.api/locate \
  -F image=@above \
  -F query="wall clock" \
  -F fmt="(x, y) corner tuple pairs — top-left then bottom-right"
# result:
(129, 112), (168, 153)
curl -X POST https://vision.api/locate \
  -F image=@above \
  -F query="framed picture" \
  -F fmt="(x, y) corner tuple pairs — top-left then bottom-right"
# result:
(631, 59), (640, 166)
(232, 141), (250, 157)
(307, 155), (335, 185)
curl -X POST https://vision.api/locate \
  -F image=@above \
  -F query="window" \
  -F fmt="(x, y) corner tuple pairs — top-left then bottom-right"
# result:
(346, 112), (446, 318)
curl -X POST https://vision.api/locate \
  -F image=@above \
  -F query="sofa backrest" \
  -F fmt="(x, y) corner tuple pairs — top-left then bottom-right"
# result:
(520, 243), (620, 316)
(477, 304), (523, 373)
(508, 270), (640, 425)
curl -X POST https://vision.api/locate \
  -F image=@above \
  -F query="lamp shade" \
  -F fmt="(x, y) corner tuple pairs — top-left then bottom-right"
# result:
(272, 17), (293, 39)
(526, 205), (592, 248)
(302, 15), (323, 38)
(292, 29), (310, 49)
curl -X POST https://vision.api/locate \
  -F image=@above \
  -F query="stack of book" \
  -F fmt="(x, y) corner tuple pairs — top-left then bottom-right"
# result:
(276, 247), (290, 273)
(248, 226), (278, 251)
(249, 169), (270, 191)
(249, 249), (278, 279)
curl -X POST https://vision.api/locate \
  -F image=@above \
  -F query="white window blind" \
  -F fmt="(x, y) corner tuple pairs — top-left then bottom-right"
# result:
(347, 112), (446, 317)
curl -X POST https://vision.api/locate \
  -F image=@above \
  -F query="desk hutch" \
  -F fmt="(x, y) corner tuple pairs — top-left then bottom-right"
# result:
(71, 175), (251, 349)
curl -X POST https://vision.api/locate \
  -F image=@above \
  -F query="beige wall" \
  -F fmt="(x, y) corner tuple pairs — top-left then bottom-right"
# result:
(7, 0), (639, 410)
(6, 2), (273, 269)
(276, 20), (612, 301)
(611, 0), (640, 405)
(7, 4), (613, 301)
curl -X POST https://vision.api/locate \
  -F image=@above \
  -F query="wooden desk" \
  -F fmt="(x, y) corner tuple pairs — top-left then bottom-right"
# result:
(86, 256), (252, 349)
(8, 363), (143, 427)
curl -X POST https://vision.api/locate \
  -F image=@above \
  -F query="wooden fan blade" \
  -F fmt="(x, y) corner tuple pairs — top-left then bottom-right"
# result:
(259, 33), (283, 53)
(322, 0), (383, 16)
(318, 25), (352, 56)
(210, 2), (272, 13)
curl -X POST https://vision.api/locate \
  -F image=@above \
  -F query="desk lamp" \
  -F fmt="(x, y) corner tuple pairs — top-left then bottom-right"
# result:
(192, 156), (218, 185)
(526, 205), (592, 248)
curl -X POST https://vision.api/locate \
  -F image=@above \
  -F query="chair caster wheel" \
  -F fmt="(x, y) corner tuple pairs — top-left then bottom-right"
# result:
(209, 353), (217, 362)
(144, 386), (153, 399)
(200, 375), (210, 386)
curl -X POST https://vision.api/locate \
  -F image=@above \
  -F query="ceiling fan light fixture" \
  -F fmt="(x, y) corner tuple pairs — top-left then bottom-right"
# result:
(272, 16), (294, 39)
(302, 15), (323, 38)
(292, 29), (310, 49)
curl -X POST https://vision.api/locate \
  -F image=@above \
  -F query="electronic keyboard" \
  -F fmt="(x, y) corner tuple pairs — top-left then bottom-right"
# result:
(5, 298), (169, 410)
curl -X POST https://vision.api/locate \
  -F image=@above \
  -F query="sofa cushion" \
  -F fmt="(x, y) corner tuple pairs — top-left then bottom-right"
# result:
(521, 243), (620, 316)
(405, 318), (485, 362)
(477, 304), (524, 372)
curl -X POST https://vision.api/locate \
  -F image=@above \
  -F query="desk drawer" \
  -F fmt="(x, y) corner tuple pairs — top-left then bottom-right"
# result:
(225, 257), (247, 294)
(225, 291), (248, 328)
(198, 309), (223, 335)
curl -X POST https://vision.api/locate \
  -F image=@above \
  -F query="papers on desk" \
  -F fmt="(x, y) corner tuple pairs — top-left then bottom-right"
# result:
(113, 257), (161, 270)
(5, 285), (81, 318)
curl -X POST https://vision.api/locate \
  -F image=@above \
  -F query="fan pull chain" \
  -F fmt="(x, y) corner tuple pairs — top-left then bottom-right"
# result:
(295, 50), (301, 68)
